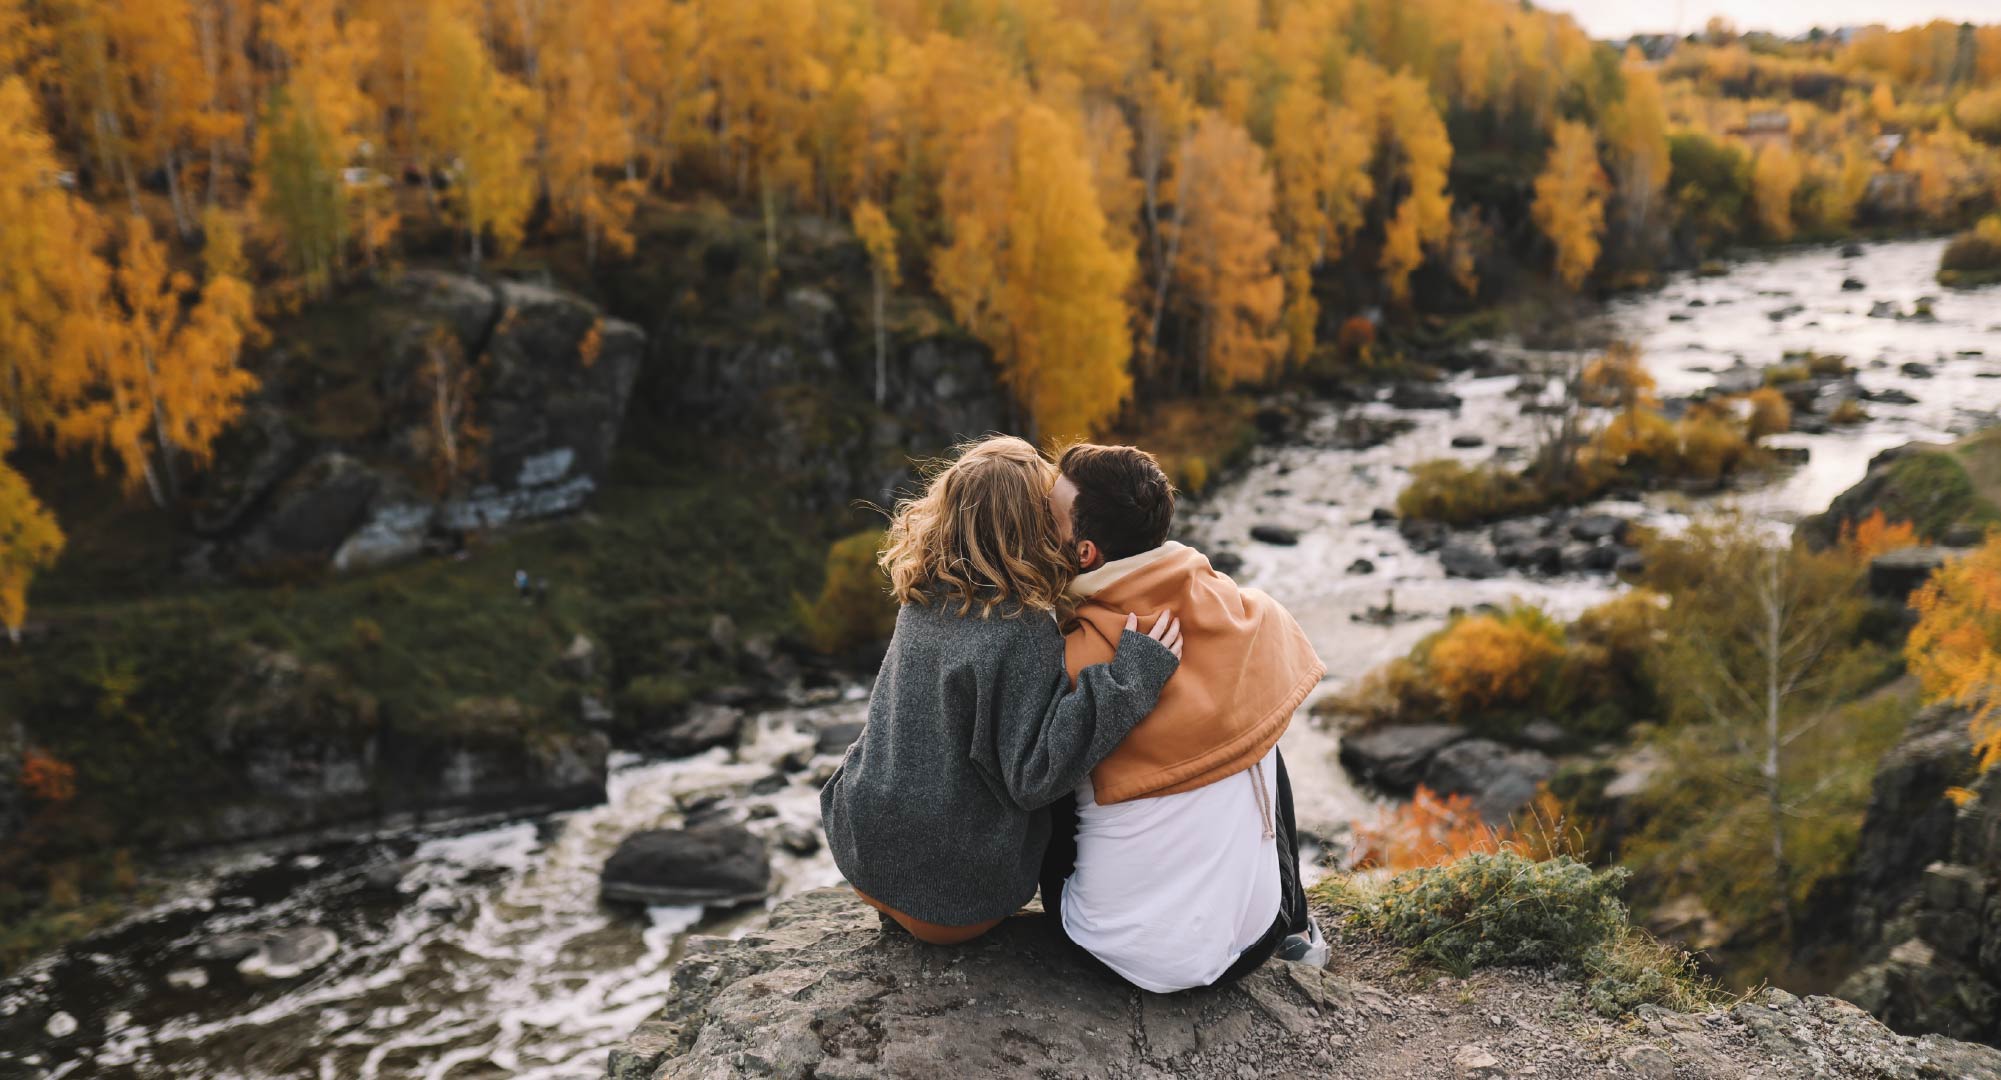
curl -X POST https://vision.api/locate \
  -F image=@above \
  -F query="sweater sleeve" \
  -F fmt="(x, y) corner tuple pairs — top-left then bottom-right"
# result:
(975, 626), (1179, 811)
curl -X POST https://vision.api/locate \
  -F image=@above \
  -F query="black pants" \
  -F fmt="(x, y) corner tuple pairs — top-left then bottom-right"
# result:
(1039, 748), (1310, 991)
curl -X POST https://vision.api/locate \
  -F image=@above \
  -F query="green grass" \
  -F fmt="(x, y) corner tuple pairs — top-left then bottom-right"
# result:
(1316, 852), (1725, 1017)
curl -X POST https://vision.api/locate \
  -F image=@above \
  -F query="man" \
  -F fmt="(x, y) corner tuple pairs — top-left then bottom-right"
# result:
(1041, 443), (1328, 992)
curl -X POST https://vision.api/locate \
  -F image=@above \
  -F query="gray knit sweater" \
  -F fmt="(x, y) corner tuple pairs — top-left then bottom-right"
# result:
(820, 598), (1179, 926)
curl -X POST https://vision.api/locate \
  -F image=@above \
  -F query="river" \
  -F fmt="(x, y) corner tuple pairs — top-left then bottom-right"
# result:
(4, 238), (1996, 1079)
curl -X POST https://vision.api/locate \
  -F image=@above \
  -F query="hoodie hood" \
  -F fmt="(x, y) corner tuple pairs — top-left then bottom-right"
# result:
(1064, 542), (1324, 804)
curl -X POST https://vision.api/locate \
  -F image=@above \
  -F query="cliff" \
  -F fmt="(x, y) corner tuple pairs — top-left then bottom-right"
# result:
(603, 888), (2001, 1080)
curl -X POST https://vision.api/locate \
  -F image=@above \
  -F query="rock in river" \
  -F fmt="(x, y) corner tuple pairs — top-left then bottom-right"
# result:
(1439, 544), (1502, 579)
(1250, 525), (1301, 546)
(1388, 383), (1463, 411)
(1339, 724), (1469, 792)
(1568, 514), (1631, 544)
(601, 821), (772, 907)
(238, 927), (341, 980)
(1422, 739), (1556, 823)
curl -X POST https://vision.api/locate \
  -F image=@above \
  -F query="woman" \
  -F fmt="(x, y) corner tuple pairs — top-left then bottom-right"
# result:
(821, 435), (1184, 945)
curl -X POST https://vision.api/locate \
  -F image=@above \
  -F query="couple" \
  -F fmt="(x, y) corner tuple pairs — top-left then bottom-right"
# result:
(820, 435), (1328, 992)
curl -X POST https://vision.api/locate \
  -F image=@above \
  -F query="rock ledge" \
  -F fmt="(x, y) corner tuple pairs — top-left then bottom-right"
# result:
(604, 888), (2001, 1079)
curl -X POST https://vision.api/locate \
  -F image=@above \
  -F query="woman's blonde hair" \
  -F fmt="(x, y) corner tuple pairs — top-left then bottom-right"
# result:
(880, 435), (1074, 617)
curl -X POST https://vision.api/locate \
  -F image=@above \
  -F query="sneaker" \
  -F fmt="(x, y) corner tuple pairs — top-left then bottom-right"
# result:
(1277, 919), (1329, 967)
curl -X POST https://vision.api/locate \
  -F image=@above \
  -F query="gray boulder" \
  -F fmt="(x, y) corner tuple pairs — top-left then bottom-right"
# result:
(1389, 383), (1463, 411)
(1339, 724), (1468, 792)
(646, 704), (745, 758)
(601, 822), (772, 907)
(1422, 739), (1557, 823)
(1251, 525), (1301, 546)
(1439, 544), (1502, 579)
(1568, 514), (1631, 544)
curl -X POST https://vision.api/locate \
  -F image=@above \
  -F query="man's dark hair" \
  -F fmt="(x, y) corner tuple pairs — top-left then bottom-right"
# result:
(1058, 443), (1176, 563)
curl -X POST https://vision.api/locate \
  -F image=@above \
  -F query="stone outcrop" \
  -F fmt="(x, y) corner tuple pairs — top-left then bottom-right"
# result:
(603, 888), (2001, 1080)
(1838, 714), (2001, 1046)
(185, 643), (610, 848)
(1799, 436), (1998, 552)
(659, 284), (1006, 513)
(196, 270), (645, 577)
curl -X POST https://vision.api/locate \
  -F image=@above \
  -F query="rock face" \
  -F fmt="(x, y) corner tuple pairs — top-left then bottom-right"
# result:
(1869, 547), (1958, 602)
(603, 889), (2001, 1080)
(188, 643), (610, 848)
(661, 294), (1006, 513)
(199, 271), (645, 577)
(1837, 708), (2001, 1046)
(600, 822), (773, 907)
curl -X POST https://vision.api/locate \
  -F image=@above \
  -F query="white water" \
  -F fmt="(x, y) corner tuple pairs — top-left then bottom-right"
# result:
(5, 238), (1997, 1079)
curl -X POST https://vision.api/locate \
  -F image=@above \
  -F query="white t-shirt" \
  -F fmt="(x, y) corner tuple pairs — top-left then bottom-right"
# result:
(1058, 745), (1282, 993)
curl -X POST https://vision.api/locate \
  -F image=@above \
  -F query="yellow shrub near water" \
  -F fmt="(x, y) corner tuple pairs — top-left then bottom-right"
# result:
(1744, 387), (1791, 440)
(1428, 608), (1566, 713)
(797, 529), (898, 654)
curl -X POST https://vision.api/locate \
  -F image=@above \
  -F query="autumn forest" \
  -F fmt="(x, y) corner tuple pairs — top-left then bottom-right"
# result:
(2, 2), (2001, 641)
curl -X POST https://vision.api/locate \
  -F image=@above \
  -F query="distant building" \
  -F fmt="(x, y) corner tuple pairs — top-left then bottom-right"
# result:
(1729, 111), (1793, 154)
(1863, 171), (1919, 217)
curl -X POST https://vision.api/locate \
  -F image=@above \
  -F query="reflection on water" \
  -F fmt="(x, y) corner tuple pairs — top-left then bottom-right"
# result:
(4, 239), (1996, 1078)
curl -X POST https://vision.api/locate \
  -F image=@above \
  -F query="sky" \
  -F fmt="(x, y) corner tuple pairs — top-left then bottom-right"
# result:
(1531, 0), (2001, 40)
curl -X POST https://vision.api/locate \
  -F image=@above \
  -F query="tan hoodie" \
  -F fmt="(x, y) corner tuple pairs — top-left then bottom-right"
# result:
(1063, 542), (1325, 804)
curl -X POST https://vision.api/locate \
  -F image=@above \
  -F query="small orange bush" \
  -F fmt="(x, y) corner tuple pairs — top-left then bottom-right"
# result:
(1842, 509), (1921, 561)
(20, 749), (77, 804)
(1744, 387), (1791, 440)
(1350, 785), (1506, 872)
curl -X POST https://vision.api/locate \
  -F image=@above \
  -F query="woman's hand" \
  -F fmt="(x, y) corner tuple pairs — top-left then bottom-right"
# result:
(1123, 611), (1183, 661)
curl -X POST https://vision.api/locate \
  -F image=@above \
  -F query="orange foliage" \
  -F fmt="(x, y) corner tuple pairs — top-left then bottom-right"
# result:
(1907, 533), (2001, 771)
(1350, 785), (1504, 872)
(20, 749), (77, 804)
(1842, 510), (1921, 562)
(1428, 613), (1564, 712)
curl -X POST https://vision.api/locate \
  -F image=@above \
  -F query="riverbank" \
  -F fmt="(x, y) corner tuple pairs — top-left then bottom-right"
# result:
(5, 234), (1996, 1078)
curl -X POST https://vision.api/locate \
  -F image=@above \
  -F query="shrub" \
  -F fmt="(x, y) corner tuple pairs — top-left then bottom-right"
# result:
(1428, 607), (1565, 714)
(1349, 786), (1503, 871)
(1673, 413), (1749, 480)
(1319, 851), (1719, 1016)
(1841, 509), (1920, 561)
(1579, 343), (1656, 409)
(1744, 387), (1791, 439)
(1591, 408), (1677, 469)
(1328, 656), (1438, 727)
(1553, 589), (1666, 736)
(1762, 363), (1809, 386)
(1828, 399), (1868, 426)
(1804, 352), (1850, 378)
(1397, 461), (1548, 525)
(621, 672), (694, 719)
(796, 529), (897, 655)
(351, 617), (384, 651)
(1938, 215), (2001, 287)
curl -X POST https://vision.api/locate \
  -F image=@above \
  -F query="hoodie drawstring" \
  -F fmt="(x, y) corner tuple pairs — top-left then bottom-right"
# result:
(1250, 761), (1275, 841)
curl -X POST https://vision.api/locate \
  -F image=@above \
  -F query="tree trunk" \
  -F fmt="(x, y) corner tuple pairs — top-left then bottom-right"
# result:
(1762, 550), (1795, 947)
(873, 266), (887, 406)
(164, 145), (191, 237)
(761, 178), (779, 271)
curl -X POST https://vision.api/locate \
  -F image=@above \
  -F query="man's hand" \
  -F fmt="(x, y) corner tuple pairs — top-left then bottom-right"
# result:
(1123, 610), (1183, 660)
